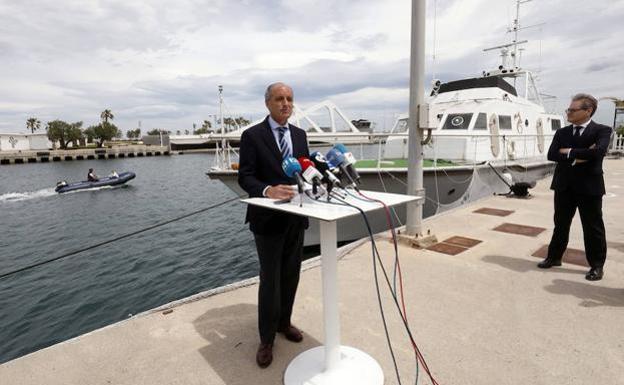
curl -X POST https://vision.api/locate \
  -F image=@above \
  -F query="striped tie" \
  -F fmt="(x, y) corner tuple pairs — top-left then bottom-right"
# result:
(278, 126), (290, 159)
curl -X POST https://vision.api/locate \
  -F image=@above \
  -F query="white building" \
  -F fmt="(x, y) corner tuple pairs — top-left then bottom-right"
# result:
(0, 133), (50, 152)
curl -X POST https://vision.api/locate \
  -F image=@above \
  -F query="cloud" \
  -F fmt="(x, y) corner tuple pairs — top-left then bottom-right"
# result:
(0, 0), (623, 133)
(586, 61), (618, 73)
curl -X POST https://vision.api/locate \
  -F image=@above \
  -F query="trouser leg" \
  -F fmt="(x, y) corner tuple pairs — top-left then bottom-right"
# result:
(547, 190), (577, 260)
(577, 195), (607, 268)
(254, 233), (285, 344)
(278, 226), (304, 329)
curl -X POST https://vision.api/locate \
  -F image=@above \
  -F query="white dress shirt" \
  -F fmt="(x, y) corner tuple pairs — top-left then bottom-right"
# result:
(262, 116), (293, 197)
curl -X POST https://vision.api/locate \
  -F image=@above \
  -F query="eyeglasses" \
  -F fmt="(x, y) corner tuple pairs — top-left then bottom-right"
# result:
(565, 108), (587, 114)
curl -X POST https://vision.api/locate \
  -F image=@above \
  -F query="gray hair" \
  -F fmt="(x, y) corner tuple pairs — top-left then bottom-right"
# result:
(572, 93), (598, 117)
(264, 82), (292, 102)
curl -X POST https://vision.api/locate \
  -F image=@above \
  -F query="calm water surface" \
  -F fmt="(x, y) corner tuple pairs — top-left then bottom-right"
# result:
(0, 154), (256, 363)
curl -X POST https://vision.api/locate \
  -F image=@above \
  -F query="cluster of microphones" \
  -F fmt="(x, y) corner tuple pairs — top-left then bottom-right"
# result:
(281, 144), (361, 202)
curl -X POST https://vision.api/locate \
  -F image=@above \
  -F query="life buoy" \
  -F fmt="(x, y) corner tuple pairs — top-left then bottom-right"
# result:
(489, 113), (500, 157)
(536, 117), (544, 153)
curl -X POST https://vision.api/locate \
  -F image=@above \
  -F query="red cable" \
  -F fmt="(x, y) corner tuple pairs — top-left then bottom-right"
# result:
(357, 190), (441, 385)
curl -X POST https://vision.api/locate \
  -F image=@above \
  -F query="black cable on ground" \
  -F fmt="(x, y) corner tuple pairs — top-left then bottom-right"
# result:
(0, 196), (242, 280)
(324, 193), (404, 385)
(329, 192), (440, 385)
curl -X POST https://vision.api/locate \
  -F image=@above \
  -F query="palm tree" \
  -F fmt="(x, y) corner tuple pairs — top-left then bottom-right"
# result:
(100, 109), (114, 123)
(26, 117), (41, 133)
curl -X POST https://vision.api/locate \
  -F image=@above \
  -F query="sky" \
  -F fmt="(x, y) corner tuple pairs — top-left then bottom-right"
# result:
(1, 0), (623, 135)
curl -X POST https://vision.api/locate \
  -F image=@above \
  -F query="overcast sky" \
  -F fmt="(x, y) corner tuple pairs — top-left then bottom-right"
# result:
(1, 0), (623, 134)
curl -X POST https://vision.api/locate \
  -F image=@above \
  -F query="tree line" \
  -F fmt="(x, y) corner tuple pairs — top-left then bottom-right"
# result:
(25, 111), (253, 149)
(26, 109), (122, 149)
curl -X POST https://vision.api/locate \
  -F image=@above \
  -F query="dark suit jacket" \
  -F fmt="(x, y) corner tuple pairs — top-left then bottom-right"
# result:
(238, 117), (310, 235)
(547, 121), (612, 195)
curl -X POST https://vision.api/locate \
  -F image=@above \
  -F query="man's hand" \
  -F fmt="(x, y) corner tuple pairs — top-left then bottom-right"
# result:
(559, 148), (571, 154)
(266, 184), (296, 200)
(574, 144), (596, 164)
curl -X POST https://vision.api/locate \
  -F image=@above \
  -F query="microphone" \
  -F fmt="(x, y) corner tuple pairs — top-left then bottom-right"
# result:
(310, 152), (344, 200)
(281, 157), (306, 195)
(333, 144), (361, 184)
(310, 152), (341, 187)
(326, 148), (358, 188)
(298, 157), (324, 195)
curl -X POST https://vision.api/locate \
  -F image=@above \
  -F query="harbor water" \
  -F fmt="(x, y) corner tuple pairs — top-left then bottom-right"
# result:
(0, 154), (256, 364)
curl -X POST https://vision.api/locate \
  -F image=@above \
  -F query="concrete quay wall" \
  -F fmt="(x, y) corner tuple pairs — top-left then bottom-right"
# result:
(0, 145), (170, 165)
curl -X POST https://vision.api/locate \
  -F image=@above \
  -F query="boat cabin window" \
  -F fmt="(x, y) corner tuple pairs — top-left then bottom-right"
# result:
(499, 115), (512, 130)
(551, 119), (561, 131)
(473, 113), (487, 130)
(442, 113), (473, 130)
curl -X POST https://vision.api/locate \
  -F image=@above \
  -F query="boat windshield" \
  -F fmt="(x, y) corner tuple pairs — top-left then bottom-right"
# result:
(474, 113), (487, 130)
(442, 113), (473, 130)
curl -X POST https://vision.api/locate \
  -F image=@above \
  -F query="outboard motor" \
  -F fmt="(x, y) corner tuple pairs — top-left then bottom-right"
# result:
(55, 180), (68, 192)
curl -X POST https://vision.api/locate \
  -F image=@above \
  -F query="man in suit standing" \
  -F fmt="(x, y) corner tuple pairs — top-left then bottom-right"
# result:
(238, 82), (309, 368)
(538, 93), (612, 281)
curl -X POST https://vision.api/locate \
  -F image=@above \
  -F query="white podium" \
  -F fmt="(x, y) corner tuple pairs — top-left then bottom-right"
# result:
(242, 190), (421, 385)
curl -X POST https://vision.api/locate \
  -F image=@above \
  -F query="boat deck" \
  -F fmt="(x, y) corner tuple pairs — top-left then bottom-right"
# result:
(2, 158), (623, 385)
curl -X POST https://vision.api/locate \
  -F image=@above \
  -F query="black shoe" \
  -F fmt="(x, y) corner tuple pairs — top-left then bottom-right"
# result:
(278, 325), (303, 343)
(256, 343), (273, 368)
(537, 258), (562, 269)
(585, 267), (603, 281)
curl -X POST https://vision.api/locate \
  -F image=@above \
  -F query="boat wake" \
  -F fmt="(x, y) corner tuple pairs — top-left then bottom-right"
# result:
(0, 188), (57, 203)
(62, 184), (127, 194)
(0, 184), (130, 203)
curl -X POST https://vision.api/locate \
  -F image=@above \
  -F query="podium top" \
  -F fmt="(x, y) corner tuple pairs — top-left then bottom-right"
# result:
(241, 190), (421, 222)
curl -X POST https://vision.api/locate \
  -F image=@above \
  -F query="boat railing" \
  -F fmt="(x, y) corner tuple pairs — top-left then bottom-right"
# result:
(213, 131), (557, 171)
(611, 133), (624, 152)
(361, 132), (556, 169)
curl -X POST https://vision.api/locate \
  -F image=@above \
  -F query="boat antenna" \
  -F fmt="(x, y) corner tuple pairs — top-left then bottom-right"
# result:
(431, 0), (438, 80)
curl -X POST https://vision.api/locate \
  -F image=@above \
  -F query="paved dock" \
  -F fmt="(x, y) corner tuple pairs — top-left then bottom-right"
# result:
(1, 158), (623, 385)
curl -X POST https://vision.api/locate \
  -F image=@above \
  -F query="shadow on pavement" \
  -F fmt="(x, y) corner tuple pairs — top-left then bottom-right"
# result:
(544, 279), (624, 308)
(193, 303), (321, 385)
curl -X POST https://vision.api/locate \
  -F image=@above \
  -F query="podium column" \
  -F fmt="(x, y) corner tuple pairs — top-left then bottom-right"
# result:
(284, 219), (383, 385)
(320, 220), (339, 370)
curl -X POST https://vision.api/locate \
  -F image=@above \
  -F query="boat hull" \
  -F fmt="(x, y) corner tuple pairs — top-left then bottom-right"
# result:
(207, 162), (554, 246)
(56, 172), (136, 193)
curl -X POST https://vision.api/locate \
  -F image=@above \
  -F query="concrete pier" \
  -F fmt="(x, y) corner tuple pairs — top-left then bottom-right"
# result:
(1, 158), (622, 385)
(0, 145), (170, 165)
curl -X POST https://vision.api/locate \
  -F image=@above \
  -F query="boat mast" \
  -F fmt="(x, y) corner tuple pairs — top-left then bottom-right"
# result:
(405, 0), (426, 236)
(511, 0), (524, 71)
(218, 85), (226, 168)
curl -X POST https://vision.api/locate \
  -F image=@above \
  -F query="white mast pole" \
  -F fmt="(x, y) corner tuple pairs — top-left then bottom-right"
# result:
(405, 0), (426, 235)
(218, 85), (225, 168)
(513, 0), (520, 69)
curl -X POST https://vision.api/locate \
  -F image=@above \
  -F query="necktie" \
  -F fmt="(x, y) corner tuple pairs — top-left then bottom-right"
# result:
(278, 126), (290, 159)
(573, 126), (582, 137)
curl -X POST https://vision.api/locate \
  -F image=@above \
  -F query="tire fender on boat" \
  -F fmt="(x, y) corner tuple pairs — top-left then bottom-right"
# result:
(489, 113), (500, 157)
(507, 140), (517, 160)
(536, 117), (545, 154)
(515, 112), (523, 133)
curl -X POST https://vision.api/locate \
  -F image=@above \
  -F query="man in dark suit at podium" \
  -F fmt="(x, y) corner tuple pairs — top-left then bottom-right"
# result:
(538, 93), (612, 281)
(238, 82), (310, 368)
